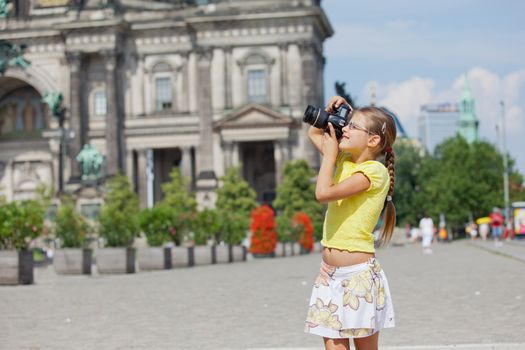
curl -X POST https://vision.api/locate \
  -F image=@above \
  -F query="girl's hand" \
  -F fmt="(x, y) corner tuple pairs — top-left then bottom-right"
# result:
(314, 260), (335, 287)
(321, 123), (339, 160)
(326, 95), (351, 113)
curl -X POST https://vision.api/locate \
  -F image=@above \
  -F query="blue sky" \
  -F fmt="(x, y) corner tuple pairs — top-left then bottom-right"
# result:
(321, 0), (525, 176)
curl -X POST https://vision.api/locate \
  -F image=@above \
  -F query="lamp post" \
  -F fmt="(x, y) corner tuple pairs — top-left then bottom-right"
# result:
(42, 92), (67, 193)
(500, 101), (511, 236)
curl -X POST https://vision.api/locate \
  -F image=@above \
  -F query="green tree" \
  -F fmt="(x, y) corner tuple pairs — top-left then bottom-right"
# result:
(392, 140), (425, 226)
(0, 185), (50, 250)
(416, 136), (505, 231)
(99, 175), (140, 247)
(138, 204), (174, 247)
(216, 166), (257, 214)
(0, 200), (45, 250)
(273, 160), (325, 241)
(215, 166), (257, 244)
(54, 196), (89, 248)
(162, 168), (197, 214)
(160, 168), (197, 244)
(509, 159), (525, 203)
(192, 208), (222, 245)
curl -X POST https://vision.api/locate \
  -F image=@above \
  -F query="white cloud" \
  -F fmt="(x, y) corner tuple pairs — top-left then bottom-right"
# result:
(369, 67), (525, 173)
(365, 77), (434, 134)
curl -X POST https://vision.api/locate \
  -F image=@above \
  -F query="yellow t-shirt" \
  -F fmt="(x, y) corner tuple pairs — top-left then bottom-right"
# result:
(320, 153), (390, 253)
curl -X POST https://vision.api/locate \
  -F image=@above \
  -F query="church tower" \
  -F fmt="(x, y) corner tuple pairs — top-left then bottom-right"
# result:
(457, 76), (479, 143)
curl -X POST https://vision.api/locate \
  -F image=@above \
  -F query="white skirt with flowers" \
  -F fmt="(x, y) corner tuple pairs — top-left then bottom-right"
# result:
(304, 258), (395, 338)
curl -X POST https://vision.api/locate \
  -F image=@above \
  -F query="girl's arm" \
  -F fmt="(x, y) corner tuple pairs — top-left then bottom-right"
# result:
(315, 124), (370, 203)
(308, 126), (325, 155)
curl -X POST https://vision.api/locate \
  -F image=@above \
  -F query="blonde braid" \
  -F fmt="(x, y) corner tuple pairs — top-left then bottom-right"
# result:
(385, 150), (395, 201)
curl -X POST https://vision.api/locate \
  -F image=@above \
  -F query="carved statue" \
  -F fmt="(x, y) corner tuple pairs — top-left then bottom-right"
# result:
(76, 144), (104, 181)
(42, 91), (65, 122)
(0, 0), (9, 18)
(0, 40), (30, 74)
(334, 81), (356, 109)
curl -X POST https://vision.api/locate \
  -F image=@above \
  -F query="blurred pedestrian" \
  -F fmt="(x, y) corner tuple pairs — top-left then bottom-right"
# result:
(476, 216), (490, 240)
(490, 207), (504, 247)
(409, 225), (420, 243)
(467, 222), (478, 240)
(438, 213), (448, 242)
(304, 96), (396, 350)
(419, 213), (434, 254)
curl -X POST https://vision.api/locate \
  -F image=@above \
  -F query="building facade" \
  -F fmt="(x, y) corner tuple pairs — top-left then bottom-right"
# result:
(0, 0), (333, 211)
(418, 103), (460, 154)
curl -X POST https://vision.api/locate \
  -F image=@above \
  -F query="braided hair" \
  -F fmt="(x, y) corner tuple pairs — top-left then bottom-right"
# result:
(356, 106), (397, 245)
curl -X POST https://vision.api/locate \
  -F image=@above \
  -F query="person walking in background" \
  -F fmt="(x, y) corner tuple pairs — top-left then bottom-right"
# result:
(409, 224), (420, 243)
(476, 216), (490, 241)
(490, 207), (504, 247)
(304, 95), (396, 350)
(468, 222), (478, 240)
(437, 213), (449, 242)
(419, 214), (435, 254)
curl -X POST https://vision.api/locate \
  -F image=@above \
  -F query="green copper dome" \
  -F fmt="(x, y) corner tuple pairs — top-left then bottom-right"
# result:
(457, 75), (479, 143)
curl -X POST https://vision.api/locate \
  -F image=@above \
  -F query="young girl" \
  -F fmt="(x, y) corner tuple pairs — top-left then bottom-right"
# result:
(304, 96), (397, 350)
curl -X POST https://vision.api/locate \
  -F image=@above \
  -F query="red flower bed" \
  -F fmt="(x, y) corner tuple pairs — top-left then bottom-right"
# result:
(293, 212), (314, 252)
(250, 205), (277, 255)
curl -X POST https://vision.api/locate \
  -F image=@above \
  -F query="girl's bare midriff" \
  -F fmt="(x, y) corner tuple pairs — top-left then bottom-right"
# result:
(322, 247), (374, 267)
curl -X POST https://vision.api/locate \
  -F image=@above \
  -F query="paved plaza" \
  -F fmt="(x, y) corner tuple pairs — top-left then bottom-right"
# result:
(1, 240), (524, 350)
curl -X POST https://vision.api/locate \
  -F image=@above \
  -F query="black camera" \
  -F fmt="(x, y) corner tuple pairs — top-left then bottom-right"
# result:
(303, 104), (351, 139)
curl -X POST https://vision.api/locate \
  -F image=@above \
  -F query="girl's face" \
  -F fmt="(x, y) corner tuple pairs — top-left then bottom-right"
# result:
(338, 111), (377, 155)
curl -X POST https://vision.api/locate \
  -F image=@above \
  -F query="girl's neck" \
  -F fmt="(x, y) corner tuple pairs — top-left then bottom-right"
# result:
(350, 149), (376, 164)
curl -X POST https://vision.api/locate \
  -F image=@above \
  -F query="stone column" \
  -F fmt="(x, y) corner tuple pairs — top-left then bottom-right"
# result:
(180, 52), (190, 113)
(126, 149), (134, 188)
(137, 53), (146, 116)
(275, 139), (290, 186)
(299, 42), (320, 168)
(231, 142), (240, 167)
(66, 51), (83, 180)
(137, 149), (148, 209)
(279, 43), (289, 107)
(101, 50), (120, 176)
(223, 46), (233, 109)
(318, 55), (326, 107)
(222, 141), (233, 170)
(180, 147), (192, 179)
(274, 140), (284, 186)
(194, 47), (218, 208)
(196, 47), (214, 174)
(300, 42), (318, 108)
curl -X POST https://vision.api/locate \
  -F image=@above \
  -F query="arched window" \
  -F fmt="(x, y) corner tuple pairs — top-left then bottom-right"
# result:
(237, 52), (275, 105)
(247, 69), (266, 103)
(93, 90), (107, 116)
(151, 61), (174, 112)
(155, 77), (172, 111)
(0, 85), (47, 138)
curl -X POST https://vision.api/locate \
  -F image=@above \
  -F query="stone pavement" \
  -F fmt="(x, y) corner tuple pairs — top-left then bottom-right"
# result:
(470, 239), (525, 262)
(1, 240), (524, 350)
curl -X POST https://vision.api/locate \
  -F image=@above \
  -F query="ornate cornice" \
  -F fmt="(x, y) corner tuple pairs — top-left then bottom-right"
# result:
(214, 103), (295, 131)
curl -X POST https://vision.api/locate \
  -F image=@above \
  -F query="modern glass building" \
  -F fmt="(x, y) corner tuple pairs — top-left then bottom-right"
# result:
(418, 103), (460, 154)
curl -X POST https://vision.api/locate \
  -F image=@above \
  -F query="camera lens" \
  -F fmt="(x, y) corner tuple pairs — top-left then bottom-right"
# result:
(303, 105), (328, 129)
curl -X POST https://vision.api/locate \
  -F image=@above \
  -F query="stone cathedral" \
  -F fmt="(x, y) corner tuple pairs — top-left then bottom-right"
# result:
(0, 0), (332, 213)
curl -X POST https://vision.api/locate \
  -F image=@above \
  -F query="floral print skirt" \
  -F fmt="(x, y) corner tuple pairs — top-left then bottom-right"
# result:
(304, 257), (395, 339)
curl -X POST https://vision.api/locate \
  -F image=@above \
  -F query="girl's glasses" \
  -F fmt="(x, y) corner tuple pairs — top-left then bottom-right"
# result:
(347, 121), (377, 135)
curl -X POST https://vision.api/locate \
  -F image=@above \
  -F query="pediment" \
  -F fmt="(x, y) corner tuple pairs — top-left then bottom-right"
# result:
(215, 103), (295, 130)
